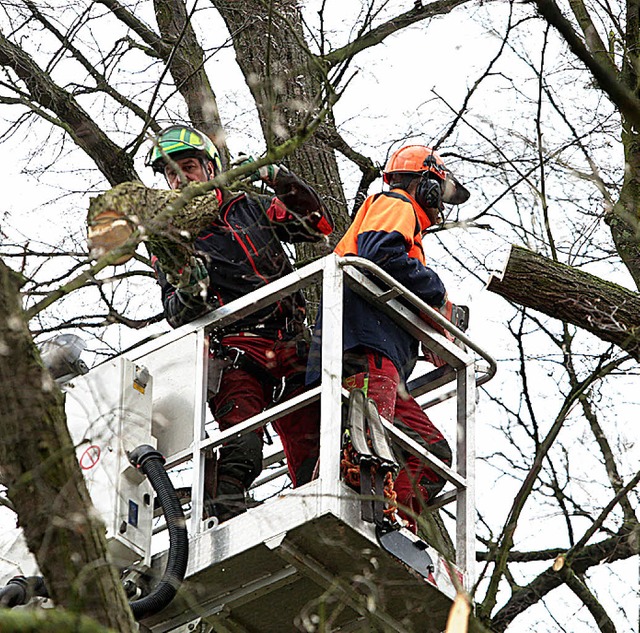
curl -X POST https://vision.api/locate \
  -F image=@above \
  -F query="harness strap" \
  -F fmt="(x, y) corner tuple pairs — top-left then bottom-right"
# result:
(212, 343), (306, 406)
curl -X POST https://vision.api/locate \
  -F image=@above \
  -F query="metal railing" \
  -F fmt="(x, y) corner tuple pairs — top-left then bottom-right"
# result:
(126, 254), (496, 581)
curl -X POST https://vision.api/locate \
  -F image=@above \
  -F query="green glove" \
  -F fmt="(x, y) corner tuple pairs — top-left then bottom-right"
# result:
(166, 256), (209, 298)
(232, 154), (280, 186)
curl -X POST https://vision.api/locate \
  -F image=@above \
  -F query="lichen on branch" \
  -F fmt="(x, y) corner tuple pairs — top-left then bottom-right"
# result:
(87, 181), (221, 274)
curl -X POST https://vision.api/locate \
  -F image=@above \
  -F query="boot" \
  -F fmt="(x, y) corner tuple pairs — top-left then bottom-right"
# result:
(204, 474), (247, 522)
(203, 431), (263, 523)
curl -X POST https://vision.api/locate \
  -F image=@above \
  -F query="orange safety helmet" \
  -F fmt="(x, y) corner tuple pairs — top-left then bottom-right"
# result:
(383, 145), (447, 182)
(383, 145), (470, 205)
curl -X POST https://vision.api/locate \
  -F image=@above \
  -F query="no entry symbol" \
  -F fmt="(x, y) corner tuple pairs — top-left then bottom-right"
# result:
(79, 445), (101, 470)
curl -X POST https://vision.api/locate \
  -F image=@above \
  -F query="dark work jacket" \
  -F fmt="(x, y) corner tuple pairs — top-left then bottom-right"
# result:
(154, 169), (333, 338)
(307, 189), (446, 382)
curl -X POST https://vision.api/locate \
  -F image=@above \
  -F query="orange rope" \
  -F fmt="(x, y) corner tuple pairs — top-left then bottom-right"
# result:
(383, 471), (398, 518)
(341, 447), (361, 489)
(341, 443), (398, 522)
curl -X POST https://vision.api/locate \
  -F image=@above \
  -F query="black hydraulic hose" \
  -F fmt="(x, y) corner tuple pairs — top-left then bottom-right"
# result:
(0, 447), (187, 619)
(128, 445), (188, 620)
(0, 575), (48, 607)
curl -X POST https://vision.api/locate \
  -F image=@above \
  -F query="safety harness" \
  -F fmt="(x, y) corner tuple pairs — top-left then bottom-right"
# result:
(208, 335), (307, 406)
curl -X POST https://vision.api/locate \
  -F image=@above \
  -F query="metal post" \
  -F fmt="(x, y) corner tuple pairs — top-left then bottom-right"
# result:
(190, 329), (210, 535)
(318, 255), (344, 511)
(456, 361), (476, 586)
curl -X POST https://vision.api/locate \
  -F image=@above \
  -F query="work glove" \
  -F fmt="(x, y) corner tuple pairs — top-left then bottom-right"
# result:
(232, 153), (280, 187)
(166, 256), (210, 299)
(421, 295), (452, 337)
(420, 295), (469, 367)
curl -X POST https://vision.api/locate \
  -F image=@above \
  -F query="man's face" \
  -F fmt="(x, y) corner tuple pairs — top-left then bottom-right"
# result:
(164, 157), (214, 189)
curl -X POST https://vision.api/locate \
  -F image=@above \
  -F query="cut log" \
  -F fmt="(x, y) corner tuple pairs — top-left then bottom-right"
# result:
(486, 245), (640, 361)
(87, 181), (220, 273)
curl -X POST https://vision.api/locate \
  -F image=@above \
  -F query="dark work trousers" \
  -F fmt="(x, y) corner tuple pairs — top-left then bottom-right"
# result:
(208, 334), (321, 490)
(343, 347), (452, 533)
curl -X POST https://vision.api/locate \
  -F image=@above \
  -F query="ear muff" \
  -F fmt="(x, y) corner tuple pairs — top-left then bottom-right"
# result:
(415, 173), (444, 212)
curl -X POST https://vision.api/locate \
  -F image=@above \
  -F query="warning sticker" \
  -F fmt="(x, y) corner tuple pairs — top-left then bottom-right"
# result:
(79, 445), (101, 470)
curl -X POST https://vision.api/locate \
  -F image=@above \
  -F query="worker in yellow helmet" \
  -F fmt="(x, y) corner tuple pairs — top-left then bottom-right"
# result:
(147, 124), (334, 522)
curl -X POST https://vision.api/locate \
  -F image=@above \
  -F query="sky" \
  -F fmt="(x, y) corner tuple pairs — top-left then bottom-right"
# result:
(1, 0), (639, 630)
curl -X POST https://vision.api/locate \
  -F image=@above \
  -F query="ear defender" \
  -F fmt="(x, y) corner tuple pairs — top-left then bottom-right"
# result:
(415, 172), (444, 212)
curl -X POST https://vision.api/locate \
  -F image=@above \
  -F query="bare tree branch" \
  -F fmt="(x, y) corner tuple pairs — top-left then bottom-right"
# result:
(0, 30), (137, 184)
(487, 246), (640, 359)
(532, 0), (640, 129)
(322, 0), (474, 68)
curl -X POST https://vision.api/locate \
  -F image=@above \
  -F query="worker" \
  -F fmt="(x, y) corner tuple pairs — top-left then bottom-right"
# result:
(146, 124), (333, 522)
(307, 144), (470, 533)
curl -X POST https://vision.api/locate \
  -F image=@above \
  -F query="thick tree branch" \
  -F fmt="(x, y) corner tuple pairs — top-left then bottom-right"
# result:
(487, 246), (640, 360)
(0, 259), (136, 630)
(477, 547), (567, 563)
(531, 0), (640, 129)
(564, 569), (617, 633)
(490, 527), (638, 631)
(567, 0), (618, 73)
(152, 0), (228, 157)
(0, 608), (115, 632)
(94, 0), (170, 56)
(323, 0), (473, 68)
(0, 31), (137, 184)
(212, 0), (350, 252)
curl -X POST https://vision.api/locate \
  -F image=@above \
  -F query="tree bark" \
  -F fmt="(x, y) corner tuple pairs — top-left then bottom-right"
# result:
(0, 608), (114, 632)
(608, 127), (640, 291)
(153, 0), (229, 163)
(87, 180), (220, 274)
(212, 0), (350, 249)
(486, 245), (640, 360)
(0, 260), (136, 631)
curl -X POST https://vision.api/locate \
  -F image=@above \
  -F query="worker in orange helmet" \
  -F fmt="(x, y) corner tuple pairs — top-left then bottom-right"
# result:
(307, 144), (470, 533)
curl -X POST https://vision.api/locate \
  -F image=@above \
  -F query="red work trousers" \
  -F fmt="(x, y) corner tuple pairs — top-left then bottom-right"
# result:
(343, 348), (452, 532)
(209, 334), (320, 488)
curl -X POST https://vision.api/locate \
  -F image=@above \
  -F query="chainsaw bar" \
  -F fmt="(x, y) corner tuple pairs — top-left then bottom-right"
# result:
(376, 524), (435, 580)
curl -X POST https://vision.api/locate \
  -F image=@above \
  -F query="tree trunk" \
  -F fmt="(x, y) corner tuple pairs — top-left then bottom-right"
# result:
(608, 127), (640, 290)
(211, 0), (351, 318)
(0, 261), (136, 630)
(486, 245), (640, 360)
(212, 0), (351, 246)
(153, 0), (229, 164)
